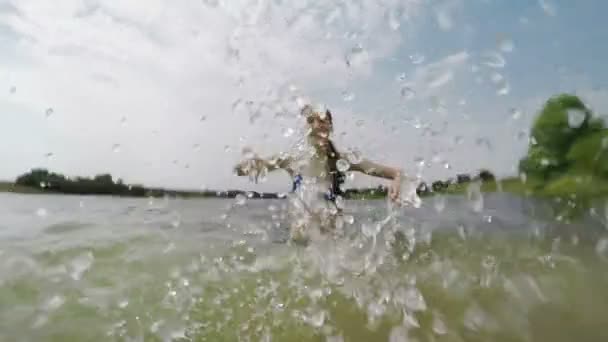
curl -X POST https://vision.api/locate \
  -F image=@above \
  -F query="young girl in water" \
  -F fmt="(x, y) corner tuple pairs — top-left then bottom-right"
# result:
(234, 104), (404, 241)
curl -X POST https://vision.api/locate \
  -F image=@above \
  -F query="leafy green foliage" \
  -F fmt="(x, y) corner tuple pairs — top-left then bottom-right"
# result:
(566, 130), (608, 176)
(518, 93), (608, 198)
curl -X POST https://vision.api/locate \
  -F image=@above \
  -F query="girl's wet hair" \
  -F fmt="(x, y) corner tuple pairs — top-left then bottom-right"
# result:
(301, 105), (333, 124)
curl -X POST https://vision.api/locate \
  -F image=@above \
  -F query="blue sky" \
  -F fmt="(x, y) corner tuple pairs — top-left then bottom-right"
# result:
(0, 0), (606, 192)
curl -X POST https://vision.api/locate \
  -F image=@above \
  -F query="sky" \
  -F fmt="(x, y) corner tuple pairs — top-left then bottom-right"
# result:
(1, 0), (607, 193)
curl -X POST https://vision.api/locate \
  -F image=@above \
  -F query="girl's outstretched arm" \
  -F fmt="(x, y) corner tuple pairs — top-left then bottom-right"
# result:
(349, 159), (403, 201)
(350, 159), (402, 180)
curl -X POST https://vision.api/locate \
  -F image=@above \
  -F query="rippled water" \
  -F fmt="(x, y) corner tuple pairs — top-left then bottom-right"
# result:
(1, 193), (607, 342)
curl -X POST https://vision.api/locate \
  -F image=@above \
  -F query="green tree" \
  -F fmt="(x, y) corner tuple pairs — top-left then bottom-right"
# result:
(519, 93), (601, 178)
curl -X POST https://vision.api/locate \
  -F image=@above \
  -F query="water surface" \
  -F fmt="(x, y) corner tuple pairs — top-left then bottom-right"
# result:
(1, 193), (607, 341)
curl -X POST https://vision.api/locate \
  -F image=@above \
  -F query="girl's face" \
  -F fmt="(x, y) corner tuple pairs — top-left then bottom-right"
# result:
(307, 112), (333, 139)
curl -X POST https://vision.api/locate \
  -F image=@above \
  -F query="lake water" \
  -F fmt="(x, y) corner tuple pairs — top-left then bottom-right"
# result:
(1, 192), (607, 341)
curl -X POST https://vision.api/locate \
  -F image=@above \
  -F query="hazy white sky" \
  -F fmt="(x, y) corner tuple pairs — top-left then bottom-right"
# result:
(1, 0), (607, 192)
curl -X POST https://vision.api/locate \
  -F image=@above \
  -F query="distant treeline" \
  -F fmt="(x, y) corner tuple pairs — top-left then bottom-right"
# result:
(12, 168), (496, 199)
(13, 169), (278, 198)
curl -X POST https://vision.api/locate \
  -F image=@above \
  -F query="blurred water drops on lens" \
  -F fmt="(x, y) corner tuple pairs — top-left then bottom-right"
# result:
(45, 108), (54, 118)
(282, 127), (295, 138)
(434, 195), (446, 213)
(235, 193), (247, 206)
(345, 44), (369, 69)
(427, 70), (453, 88)
(120, 116), (127, 126)
(400, 86), (415, 100)
(388, 10), (400, 30)
(510, 108), (522, 120)
(203, 0), (219, 8)
(346, 150), (363, 164)
(498, 37), (515, 53)
(433, 314), (448, 335)
(596, 238), (608, 261)
(9, 86), (16, 94)
(496, 80), (510, 96)
(482, 51), (506, 68)
(539, 0), (557, 16)
(356, 119), (365, 128)
(467, 182), (484, 213)
(336, 159), (350, 172)
(36, 208), (48, 217)
(410, 53), (425, 64)
(112, 144), (121, 153)
(490, 72), (504, 84)
(199, 115), (207, 122)
(44, 152), (54, 160)
(342, 90), (355, 102)
(567, 109), (586, 128)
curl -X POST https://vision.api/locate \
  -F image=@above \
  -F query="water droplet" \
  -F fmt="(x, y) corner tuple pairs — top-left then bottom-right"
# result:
(171, 215), (181, 228)
(435, 8), (453, 31)
(434, 195), (446, 213)
(510, 108), (522, 120)
(9, 86), (16, 94)
(498, 37), (514, 53)
(346, 150), (363, 164)
(400, 86), (415, 100)
(345, 45), (369, 69)
(344, 215), (355, 224)
(410, 53), (425, 65)
(203, 0), (219, 7)
(496, 80), (510, 96)
(538, 0), (557, 16)
(45, 108), (54, 117)
(467, 182), (484, 213)
(36, 208), (48, 217)
(433, 315), (448, 335)
(112, 144), (121, 153)
(307, 310), (326, 327)
(427, 70), (453, 88)
(490, 72), (504, 84)
(336, 159), (350, 172)
(118, 299), (129, 309)
(356, 120), (365, 127)
(443, 162), (451, 169)
(69, 251), (94, 280)
(235, 193), (247, 206)
(224, 145), (232, 153)
(482, 51), (506, 68)
(342, 91), (355, 102)
(120, 116), (127, 126)
(44, 152), (54, 160)
(404, 287), (427, 311)
(200, 115), (207, 122)
(517, 130), (528, 140)
(43, 295), (65, 311)
(388, 10), (400, 30)
(596, 238), (608, 261)
(282, 127), (295, 138)
(567, 109), (586, 128)
(396, 72), (407, 82)
(454, 136), (464, 144)
(327, 336), (344, 342)
(389, 326), (409, 342)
